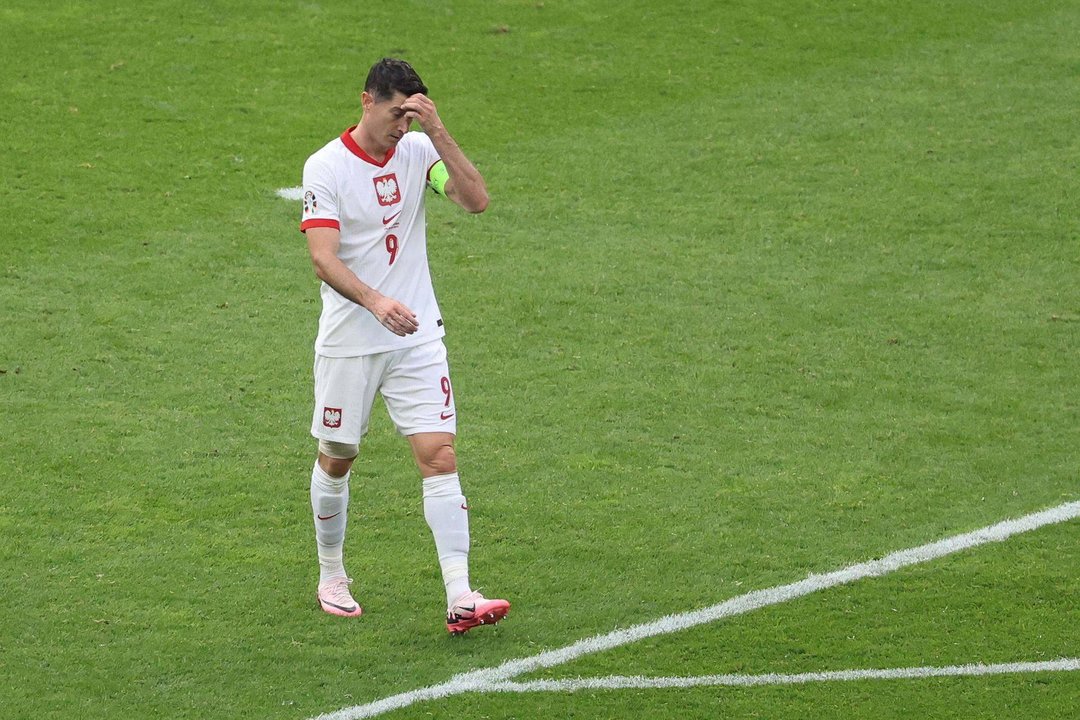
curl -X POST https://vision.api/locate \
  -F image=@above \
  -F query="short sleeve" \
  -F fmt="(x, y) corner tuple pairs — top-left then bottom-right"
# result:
(414, 131), (441, 168)
(300, 155), (340, 233)
(405, 133), (441, 190)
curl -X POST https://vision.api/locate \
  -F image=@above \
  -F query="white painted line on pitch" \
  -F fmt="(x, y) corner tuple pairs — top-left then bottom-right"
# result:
(308, 500), (1080, 720)
(277, 187), (304, 201)
(482, 658), (1080, 693)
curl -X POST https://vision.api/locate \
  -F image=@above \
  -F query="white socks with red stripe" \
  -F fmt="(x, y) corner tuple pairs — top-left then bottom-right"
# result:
(423, 472), (471, 606)
(311, 462), (349, 584)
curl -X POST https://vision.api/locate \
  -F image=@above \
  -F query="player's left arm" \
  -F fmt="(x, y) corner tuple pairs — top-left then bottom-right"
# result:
(401, 93), (489, 213)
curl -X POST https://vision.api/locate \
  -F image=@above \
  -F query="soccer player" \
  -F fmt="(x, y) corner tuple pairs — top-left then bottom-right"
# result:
(299, 58), (509, 634)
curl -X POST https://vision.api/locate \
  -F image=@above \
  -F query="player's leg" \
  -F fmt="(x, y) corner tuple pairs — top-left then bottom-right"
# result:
(311, 440), (359, 616)
(309, 353), (381, 617)
(407, 431), (470, 602)
(406, 432), (508, 634)
(382, 340), (510, 633)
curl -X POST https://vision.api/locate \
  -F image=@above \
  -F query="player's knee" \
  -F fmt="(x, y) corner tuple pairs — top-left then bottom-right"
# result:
(424, 442), (457, 476)
(318, 440), (359, 478)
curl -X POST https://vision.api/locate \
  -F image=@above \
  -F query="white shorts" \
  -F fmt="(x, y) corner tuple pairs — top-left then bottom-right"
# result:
(311, 339), (457, 444)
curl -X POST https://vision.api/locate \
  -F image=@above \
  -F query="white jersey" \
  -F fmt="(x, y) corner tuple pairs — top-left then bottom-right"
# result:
(301, 128), (445, 357)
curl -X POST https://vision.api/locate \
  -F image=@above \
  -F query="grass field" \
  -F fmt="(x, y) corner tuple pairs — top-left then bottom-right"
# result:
(1, 1), (1077, 719)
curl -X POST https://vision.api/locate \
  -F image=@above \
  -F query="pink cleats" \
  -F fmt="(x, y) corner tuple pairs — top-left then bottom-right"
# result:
(315, 581), (508, 631)
(317, 577), (362, 617)
(446, 590), (510, 635)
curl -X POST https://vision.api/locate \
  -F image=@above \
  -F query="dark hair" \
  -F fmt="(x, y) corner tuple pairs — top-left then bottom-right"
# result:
(364, 58), (428, 100)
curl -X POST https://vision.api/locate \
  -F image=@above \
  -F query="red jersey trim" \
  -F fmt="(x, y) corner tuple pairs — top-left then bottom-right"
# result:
(300, 218), (340, 233)
(340, 126), (396, 167)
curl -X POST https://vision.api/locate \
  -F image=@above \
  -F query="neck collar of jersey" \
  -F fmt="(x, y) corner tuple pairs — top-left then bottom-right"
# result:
(340, 126), (396, 167)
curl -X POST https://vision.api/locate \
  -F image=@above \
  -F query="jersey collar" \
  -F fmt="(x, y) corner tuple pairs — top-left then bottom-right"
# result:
(340, 126), (396, 167)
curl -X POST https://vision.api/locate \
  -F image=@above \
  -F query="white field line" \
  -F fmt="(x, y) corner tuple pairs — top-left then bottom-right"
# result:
(484, 658), (1080, 693)
(309, 500), (1080, 720)
(277, 187), (304, 201)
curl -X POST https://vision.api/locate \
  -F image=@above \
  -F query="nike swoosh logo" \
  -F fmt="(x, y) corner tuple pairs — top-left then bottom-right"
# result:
(323, 599), (357, 612)
(440, 411), (455, 420)
(460, 503), (469, 511)
(382, 210), (402, 225)
(317, 513), (341, 521)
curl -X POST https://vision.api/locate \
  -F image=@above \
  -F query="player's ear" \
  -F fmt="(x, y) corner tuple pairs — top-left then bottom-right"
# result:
(360, 91), (373, 111)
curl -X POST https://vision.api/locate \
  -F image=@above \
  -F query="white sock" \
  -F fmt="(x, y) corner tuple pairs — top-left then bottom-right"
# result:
(422, 472), (471, 606)
(311, 462), (350, 584)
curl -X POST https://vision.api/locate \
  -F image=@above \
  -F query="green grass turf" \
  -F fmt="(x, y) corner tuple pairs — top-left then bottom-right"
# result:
(519, 518), (1079, 672)
(1, 1), (1077, 719)
(428, 523), (1079, 720)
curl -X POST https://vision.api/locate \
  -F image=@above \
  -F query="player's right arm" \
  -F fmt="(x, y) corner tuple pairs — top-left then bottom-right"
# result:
(305, 226), (418, 337)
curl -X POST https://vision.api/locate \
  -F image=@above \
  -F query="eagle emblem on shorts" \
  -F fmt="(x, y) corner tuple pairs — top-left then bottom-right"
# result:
(323, 407), (342, 428)
(373, 174), (401, 206)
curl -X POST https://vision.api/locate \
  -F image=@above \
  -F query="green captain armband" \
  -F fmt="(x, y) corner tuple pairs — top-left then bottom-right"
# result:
(427, 160), (450, 196)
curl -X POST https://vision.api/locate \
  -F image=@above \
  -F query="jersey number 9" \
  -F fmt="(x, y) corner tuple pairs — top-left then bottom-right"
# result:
(385, 234), (399, 265)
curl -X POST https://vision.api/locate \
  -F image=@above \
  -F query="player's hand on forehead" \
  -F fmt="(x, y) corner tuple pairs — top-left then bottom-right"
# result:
(401, 93), (440, 127)
(400, 92), (430, 108)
